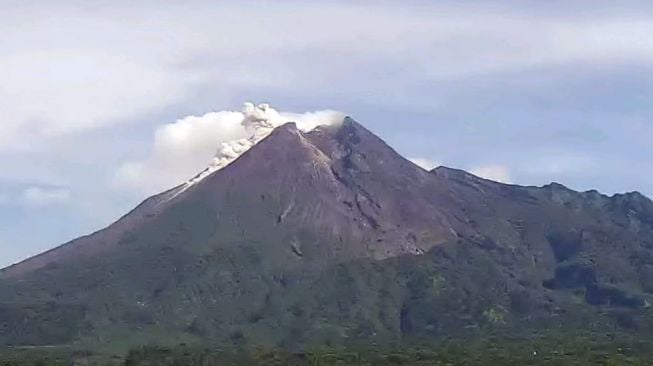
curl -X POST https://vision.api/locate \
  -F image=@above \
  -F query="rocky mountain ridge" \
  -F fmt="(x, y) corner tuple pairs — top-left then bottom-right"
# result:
(1, 117), (652, 348)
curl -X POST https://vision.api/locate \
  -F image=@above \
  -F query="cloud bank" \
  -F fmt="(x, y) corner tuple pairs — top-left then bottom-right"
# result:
(115, 103), (344, 194)
(2, 2), (653, 151)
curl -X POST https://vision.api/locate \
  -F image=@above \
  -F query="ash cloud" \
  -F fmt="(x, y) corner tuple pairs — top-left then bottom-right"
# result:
(115, 103), (345, 194)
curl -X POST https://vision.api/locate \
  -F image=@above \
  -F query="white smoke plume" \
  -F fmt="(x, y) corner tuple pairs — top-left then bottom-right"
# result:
(115, 103), (345, 195)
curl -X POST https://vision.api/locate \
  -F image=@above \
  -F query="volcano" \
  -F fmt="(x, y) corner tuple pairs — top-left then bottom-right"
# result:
(1, 113), (653, 348)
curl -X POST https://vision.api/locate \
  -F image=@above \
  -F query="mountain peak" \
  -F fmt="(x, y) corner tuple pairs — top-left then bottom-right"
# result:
(172, 103), (346, 194)
(3, 111), (653, 349)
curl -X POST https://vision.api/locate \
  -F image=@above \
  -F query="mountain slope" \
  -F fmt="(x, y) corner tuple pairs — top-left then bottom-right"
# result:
(1, 118), (653, 348)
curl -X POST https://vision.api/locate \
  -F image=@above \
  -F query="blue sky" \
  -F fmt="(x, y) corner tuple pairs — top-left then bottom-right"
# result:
(1, 0), (653, 267)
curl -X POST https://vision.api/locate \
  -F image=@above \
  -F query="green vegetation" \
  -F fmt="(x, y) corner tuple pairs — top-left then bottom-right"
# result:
(2, 332), (653, 365)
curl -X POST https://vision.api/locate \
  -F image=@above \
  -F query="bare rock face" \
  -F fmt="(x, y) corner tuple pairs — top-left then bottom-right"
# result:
(1, 117), (653, 348)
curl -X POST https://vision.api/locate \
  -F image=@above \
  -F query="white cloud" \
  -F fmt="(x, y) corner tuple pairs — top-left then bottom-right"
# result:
(409, 157), (440, 171)
(115, 103), (344, 195)
(0, 15), (200, 150)
(22, 187), (71, 206)
(2, 2), (653, 151)
(470, 164), (512, 183)
(113, 110), (246, 194)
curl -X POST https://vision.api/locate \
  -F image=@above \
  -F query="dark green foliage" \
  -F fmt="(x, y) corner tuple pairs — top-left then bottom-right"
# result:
(4, 332), (653, 365)
(0, 303), (86, 345)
